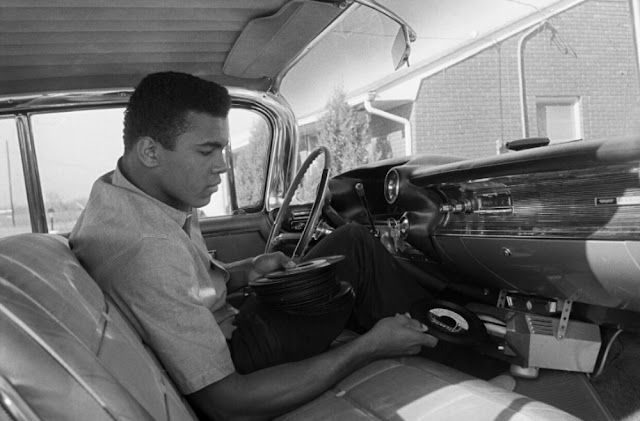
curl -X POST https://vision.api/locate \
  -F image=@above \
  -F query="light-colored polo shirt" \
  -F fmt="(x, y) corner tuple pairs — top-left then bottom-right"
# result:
(70, 164), (236, 394)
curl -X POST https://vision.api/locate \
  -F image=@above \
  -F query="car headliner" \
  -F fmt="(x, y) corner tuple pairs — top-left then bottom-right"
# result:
(0, 0), (344, 97)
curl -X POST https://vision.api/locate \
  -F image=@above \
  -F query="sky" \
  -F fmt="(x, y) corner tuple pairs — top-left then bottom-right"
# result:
(281, 0), (564, 116)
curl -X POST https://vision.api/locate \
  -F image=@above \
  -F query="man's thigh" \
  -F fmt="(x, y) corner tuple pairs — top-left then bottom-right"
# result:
(229, 294), (353, 374)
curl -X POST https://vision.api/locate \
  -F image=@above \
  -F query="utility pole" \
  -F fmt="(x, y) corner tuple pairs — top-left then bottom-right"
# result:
(4, 138), (16, 227)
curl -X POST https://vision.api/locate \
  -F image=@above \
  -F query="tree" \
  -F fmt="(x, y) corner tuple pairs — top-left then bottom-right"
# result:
(234, 123), (270, 208)
(372, 134), (393, 163)
(296, 85), (396, 203)
(317, 85), (371, 175)
(235, 86), (394, 206)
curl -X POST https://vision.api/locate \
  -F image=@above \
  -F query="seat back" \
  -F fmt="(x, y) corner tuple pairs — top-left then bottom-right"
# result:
(0, 233), (197, 421)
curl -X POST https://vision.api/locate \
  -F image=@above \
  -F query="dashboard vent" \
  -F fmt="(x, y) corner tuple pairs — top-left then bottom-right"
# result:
(286, 208), (310, 232)
(526, 314), (555, 336)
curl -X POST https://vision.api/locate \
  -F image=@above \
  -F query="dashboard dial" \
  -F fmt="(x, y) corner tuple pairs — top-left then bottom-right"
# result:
(384, 169), (400, 203)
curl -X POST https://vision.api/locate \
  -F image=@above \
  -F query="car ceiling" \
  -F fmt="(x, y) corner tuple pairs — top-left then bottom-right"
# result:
(0, 0), (344, 97)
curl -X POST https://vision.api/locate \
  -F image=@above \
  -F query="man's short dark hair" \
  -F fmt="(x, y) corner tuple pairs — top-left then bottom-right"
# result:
(123, 72), (231, 151)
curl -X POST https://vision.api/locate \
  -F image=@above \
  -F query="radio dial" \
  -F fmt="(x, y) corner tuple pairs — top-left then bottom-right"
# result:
(441, 199), (474, 214)
(463, 199), (474, 213)
(440, 203), (454, 213)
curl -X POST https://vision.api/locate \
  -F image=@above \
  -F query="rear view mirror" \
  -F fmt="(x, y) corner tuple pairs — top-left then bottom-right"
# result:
(391, 27), (411, 70)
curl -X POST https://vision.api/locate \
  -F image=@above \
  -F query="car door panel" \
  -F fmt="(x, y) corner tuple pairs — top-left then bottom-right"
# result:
(200, 213), (273, 263)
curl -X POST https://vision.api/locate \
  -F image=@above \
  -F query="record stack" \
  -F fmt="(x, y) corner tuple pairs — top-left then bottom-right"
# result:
(249, 255), (353, 316)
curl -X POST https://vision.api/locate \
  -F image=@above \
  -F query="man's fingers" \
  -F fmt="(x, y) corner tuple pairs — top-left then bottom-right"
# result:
(398, 312), (427, 332)
(422, 334), (439, 348)
(273, 251), (296, 268)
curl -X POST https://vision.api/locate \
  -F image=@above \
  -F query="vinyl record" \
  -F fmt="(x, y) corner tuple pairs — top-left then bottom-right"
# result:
(251, 268), (337, 298)
(285, 282), (354, 316)
(258, 281), (338, 307)
(263, 255), (345, 280)
(249, 255), (349, 316)
(410, 299), (487, 345)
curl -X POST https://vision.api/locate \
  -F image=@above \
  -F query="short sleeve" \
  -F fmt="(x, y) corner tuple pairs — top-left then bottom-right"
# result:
(105, 237), (235, 394)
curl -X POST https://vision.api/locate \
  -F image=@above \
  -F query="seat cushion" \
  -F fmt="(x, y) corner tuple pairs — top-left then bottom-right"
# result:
(278, 358), (581, 421)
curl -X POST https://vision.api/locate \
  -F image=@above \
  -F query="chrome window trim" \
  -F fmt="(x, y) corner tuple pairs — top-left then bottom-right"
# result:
(229, 89), (298, 213)
(16, 115), (46, 233)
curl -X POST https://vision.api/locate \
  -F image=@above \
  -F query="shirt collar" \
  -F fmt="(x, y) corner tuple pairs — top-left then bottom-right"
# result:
(112, 159), (193, 228)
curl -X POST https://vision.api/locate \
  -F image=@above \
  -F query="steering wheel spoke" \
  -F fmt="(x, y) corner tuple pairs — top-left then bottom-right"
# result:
(266, 146), (331, 259)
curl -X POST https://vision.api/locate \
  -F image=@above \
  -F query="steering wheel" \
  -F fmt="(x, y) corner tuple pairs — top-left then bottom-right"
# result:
(265, 146), (331, 259)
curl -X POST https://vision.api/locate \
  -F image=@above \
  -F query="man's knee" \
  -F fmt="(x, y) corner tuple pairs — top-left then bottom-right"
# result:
(307, 223), (380, 262)
(333, 223), (374, 243)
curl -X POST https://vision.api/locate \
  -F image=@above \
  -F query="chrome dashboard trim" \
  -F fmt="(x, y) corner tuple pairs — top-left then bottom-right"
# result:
(433, 162), (640, 240)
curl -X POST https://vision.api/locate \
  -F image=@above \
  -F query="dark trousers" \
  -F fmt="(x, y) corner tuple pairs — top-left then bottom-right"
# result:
(229, 224), (432, 374)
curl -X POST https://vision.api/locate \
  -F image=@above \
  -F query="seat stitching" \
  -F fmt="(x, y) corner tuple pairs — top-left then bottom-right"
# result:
(332, 387), (385, 421)
(0, 254), (104, 328)
(337, 360), (403, 392)
(0, 276), (106, 353)
(0, 301), (127, 419)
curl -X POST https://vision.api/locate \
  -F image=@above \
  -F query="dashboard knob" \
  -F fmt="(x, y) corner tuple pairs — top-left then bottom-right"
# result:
(398, 214), (410, 237)
(384, 169), (400, 204)
(462, 199), (474, 213)
(440, 203), (454, 213)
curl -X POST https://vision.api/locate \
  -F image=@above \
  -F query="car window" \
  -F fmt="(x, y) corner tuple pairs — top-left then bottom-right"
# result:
(25, 106), (270, 233)
(30, 108), (126, 234)
(199, 108), (271, 217)
(0, 117), (30, 238)
(283, 7), (400, 183)
(282, 0), (640, 175)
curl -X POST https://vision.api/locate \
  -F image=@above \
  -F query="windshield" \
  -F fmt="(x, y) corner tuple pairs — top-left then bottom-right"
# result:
(281, 0), (640, 170)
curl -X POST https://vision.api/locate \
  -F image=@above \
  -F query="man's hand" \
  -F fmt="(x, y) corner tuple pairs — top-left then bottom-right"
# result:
(248, 252), (296, 282)
(360, 313), (438, 358)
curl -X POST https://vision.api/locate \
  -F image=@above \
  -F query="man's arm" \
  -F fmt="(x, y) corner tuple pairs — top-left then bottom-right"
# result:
(186, 314), (438, 421)
(223, 252), (295, 293)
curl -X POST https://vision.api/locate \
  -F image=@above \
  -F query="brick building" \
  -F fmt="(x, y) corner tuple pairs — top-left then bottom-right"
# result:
(301, 0), (640, 161)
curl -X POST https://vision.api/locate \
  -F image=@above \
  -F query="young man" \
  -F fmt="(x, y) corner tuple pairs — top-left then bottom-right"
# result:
(70, 72), (437, 420)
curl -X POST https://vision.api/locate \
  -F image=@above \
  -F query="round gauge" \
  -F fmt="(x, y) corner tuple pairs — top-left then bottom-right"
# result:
(384, 169), (400, 204)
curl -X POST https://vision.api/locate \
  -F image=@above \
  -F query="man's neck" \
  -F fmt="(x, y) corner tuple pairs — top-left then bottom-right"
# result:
(118, 155), (190, 212)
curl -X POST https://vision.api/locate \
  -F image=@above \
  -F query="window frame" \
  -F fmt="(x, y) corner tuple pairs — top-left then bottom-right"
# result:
(0, 88), (298, 234)
(0, 116), (31, 237)
(535, 96), (583, 144)
(218, 103), (275, 216)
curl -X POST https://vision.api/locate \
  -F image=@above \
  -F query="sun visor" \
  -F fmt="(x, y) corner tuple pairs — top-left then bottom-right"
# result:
(223, 0), (342, 80)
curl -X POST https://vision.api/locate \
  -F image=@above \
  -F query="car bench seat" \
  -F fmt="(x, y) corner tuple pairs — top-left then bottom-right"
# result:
(0, 234), (580, 421)
(0, 233), (196, 421)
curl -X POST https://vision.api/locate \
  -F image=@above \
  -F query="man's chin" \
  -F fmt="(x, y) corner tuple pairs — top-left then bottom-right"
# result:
(189, 187), (218, 208)
(193, 197), (213, 208)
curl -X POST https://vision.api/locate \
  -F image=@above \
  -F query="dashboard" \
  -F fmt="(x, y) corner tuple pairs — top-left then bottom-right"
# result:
(329, 135), (640, 321)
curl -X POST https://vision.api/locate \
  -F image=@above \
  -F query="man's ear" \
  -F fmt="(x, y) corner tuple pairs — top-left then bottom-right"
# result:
(135, 136), (161, 168)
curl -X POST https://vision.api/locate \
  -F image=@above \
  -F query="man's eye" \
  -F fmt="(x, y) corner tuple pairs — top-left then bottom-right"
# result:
(200, 150), (213, 156)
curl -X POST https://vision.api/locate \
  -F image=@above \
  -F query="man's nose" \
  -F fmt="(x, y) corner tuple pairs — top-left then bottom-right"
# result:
(212, 152), (228, 174)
